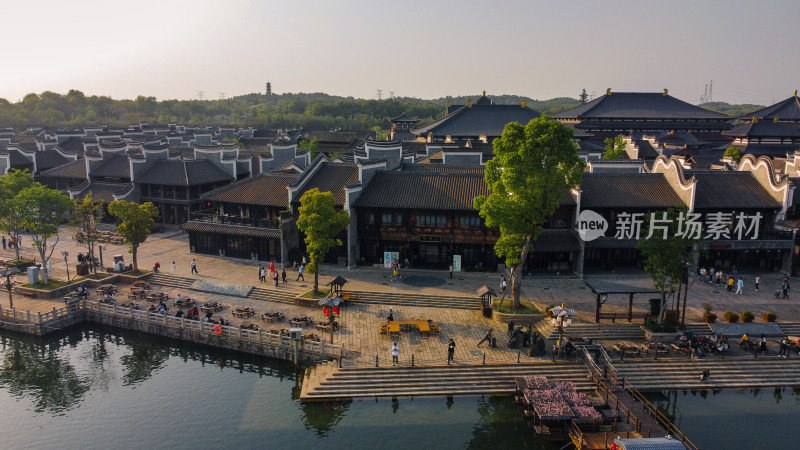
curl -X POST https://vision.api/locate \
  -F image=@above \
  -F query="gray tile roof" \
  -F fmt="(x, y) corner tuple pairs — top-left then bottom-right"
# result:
(294, 163), (360, 206)
(183, 221), (281, 239)
(205, 173), (296, 206)
(40, 158), (87, 179)
(691, 172), (782, 210)
(354, 171), (488, 210)
(91, 154), (131, 178)
(580, 173), (683, 209)
(554, 92), (729, 120)
(135, 159), (233, 186)
(414, 97), (540, 138)
(723, 120), (800, 138)
(740, 95), (800, 121)
(34, 150), (70, 171)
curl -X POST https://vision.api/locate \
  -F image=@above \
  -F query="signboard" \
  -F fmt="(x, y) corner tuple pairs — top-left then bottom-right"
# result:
(383, 251), (399, 269)
(453, 255), (462, 272)
(419, 235), (441, 242)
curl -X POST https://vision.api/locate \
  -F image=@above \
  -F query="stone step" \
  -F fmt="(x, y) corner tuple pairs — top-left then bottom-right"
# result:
(348, 291), (479, 310)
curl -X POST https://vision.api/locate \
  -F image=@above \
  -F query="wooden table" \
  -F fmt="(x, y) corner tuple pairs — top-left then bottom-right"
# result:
(614, 341), (641, 357)
(387, 320), (431, 338)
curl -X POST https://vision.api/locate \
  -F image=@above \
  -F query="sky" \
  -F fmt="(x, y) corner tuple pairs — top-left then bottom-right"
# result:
(2, 0), (798, 105)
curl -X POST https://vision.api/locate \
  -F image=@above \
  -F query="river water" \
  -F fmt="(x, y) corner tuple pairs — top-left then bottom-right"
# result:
(0, 326), (558, 450)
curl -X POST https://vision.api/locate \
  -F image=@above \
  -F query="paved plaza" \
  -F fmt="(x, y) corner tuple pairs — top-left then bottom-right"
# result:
(3, 224), (800, 366)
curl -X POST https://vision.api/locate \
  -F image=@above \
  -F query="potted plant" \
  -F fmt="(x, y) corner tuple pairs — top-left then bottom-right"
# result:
(702, 303), (717, 324)
(741, 310), (755, 323)
(763, 312), (777, 322)
(724, 311), (739, 323)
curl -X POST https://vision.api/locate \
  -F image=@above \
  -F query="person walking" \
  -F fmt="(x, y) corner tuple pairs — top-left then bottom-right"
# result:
(500, 276), (508, 297)
(260, 267), (266, 283)
(281, 268), (287, 284)
(8, 237), (13, 249)
(171, 261), (176, 275)
(779, 336), (789, 358)
(755, 274), (760, 292)
(477, 329), (493, 347)
(391, 342), (399, 366)
(449, 264), (453, 279)
(190, 259), (198, 274)
(726, 275), (734, 292)
(735, 277), (744, 295)
(273, 270), (279, 287)
(1, 236), (5, 250)
(447, 338), (456, 364)
(296, 264), (305, 281)
(257, 264), (262, 281)
(782, 279), (790, 299)
(715, 271), (721, 285)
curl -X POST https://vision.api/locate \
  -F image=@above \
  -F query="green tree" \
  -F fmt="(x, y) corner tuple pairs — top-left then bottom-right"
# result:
(107, 200), (159, 273)
(72, 192), (104, 275)
(724, 145), (742, 163)
(12, 184), (73, 283)
(299, 137), (319, 160)
(602, 134), (627, 159)
(296, 188), (351, 293)
(0, 169), (36, 261)
(579, 88), (588, 104)
(474, 115), (585, 309)
(636, 206), (701, 324)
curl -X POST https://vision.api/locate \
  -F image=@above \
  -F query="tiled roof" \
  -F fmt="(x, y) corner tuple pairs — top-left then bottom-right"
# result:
(533, 229), (580, 253)
(691, 172), (782, 210)
(92, 154), (131, 178)
(40, 158), (87, 179)
(735, 144), (796, 157)
(183, 221), (281, 239)
(354, 171), (488, 210)
(294, 163), (360, 206)
(390, 112), (419, 123)
(35, 150), (70, 171)
(402, 165), (486, 174)
(723, 121), (800, 138)
(414, 97), (541, 138)
(580, 173), (683, 209)
(577, 120), (731, 131)
(84, 182), (129, 203)
(135, 159), (233, 186)
(554, 92), (729, 120)
(740, 95), (800, 121)
(307, 131), (357, 143)
(205, 173), (296, 206)
(632, 140), (659, 158)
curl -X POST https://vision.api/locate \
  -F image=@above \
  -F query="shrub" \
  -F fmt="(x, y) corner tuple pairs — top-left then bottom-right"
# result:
(724, 311), (739, 323)
(643, 318), (677, 333)
(703, 312), (717, 324)
(763, 312), (777, 322)
(649, 298), (661, 316)
(702, 302), (713, 313)
(741, 310), (755, 323)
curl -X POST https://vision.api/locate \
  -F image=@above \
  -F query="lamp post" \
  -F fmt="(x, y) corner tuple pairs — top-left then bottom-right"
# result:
(1, 268), (21, 309)
(551, 303), (573, 357)
(62, 251), (70, 282)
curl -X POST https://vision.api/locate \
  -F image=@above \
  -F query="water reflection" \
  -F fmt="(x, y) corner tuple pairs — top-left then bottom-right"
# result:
(299, 399), (352, 437)
(0, 334), (90, 414)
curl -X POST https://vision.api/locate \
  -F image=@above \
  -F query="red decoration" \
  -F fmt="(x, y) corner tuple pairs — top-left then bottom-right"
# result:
(332, 306), (340, 315)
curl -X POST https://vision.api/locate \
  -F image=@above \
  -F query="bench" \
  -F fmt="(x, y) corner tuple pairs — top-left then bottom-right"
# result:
(598, 312), (651, 324)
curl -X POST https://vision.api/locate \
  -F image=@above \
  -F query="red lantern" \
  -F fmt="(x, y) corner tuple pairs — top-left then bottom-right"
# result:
(323, 306), (330, 316)
(333, 306), (340, 316)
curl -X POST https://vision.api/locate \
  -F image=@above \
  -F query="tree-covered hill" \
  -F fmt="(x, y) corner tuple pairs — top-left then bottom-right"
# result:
(0, 89), (763, 131)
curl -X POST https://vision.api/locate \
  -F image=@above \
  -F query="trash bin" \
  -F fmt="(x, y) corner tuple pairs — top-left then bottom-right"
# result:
(27, 267), (40, 284)
(289, 328), (302, 340)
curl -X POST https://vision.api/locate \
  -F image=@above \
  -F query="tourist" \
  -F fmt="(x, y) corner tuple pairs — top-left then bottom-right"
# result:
(176, 293), (182, 304)
(700, 370), (710, 381)
(191, 259), (198, 274)
(175, 310), (184, 318)
(715, 271), (721, 285)
(477, 329), (493, 347)
(171, 261), (176, 275)
(260, 267), (266, 283)
(782, 279), (790, 299)
(219, 318), (226, 326)
(735, 277), (743, 295)
(727, 275), (734, 292)
(447, 338), (456, 364)
(755, 274), (761, 292)
(391, 342), (399, 366)
(392, 267), (398, 282)
(449, 263), (453, 279)
(387, 312), (394, 321)
(282, 268), (287, 284)
(759, 334), (767, 355)
(205, 311), (213, 322)
(297, 265), (305, 281)
(1, 236), (5, 250)
(153, 262), (160, 273)
(740, 333), (750, 347)
(273, 270), (279, 287)
(779, 336), (789, 357)
(8, 237), (13, 249)
(500, 275), (507, 294)
(257, 264), (262, 281)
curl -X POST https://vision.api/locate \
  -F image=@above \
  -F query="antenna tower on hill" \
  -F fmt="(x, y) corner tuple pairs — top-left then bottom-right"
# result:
(377, 89), (383, 100)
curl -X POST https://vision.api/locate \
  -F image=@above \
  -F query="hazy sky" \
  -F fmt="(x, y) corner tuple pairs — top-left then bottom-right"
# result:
(2, 0), (798, 105)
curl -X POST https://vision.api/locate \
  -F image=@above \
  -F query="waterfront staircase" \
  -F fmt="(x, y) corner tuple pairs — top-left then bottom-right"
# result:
(533, 319), (645, 342)
(613, 357), (800, 391)
(299, 361), (594, 400)
(147, 273), (300, 305)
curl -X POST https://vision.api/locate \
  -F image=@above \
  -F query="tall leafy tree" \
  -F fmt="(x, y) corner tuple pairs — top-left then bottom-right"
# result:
(0, 169), (36, 261)
(579, 89), (589, 104)
(474, 115), (585, 308)
(296, 188), (351, 294)
(107, 200), (159, 273)
(12, 184), (73, 283)
(602, 134), (627, 159)
(724, 145), (742, 163)
(637, 206), (701, 324)
(72, 192), (104, 275)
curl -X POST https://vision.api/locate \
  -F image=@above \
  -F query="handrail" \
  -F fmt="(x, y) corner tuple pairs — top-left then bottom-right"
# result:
(626, 385), (700, 450)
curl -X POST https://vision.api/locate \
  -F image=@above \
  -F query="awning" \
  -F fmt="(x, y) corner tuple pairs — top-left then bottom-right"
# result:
(182, 221), (281, 239)
(532, 230), (581, 253)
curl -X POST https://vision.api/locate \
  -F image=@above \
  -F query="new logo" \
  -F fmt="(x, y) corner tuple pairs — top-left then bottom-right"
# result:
(576, 210), (608, 241)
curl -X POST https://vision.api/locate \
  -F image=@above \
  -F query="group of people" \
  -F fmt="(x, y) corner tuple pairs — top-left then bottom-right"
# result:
(258, 262), (287, 286)
(72, 286), (90, 300)
(739, 333), (769, 354)
(1, 235), (17, 249)
(390, 262), (401, 282)
(698, 268), (793, 299)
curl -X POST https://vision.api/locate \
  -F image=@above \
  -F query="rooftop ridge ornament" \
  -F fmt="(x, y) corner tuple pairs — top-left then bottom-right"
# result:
(774, 116), (780, 123)
(663, 88), (668, 96)
(521, 100), (527, 108)
(606, 88), (612, 96)
(753, 116), (758, 123)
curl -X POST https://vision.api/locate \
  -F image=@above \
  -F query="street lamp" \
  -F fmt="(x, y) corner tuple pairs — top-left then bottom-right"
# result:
(62, 251), (70, 282)
(0, 268), (21, 309)
(551, 303), (575, 357)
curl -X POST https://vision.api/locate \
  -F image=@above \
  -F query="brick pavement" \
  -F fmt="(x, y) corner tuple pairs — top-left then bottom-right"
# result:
(3, 224), (800, 366)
